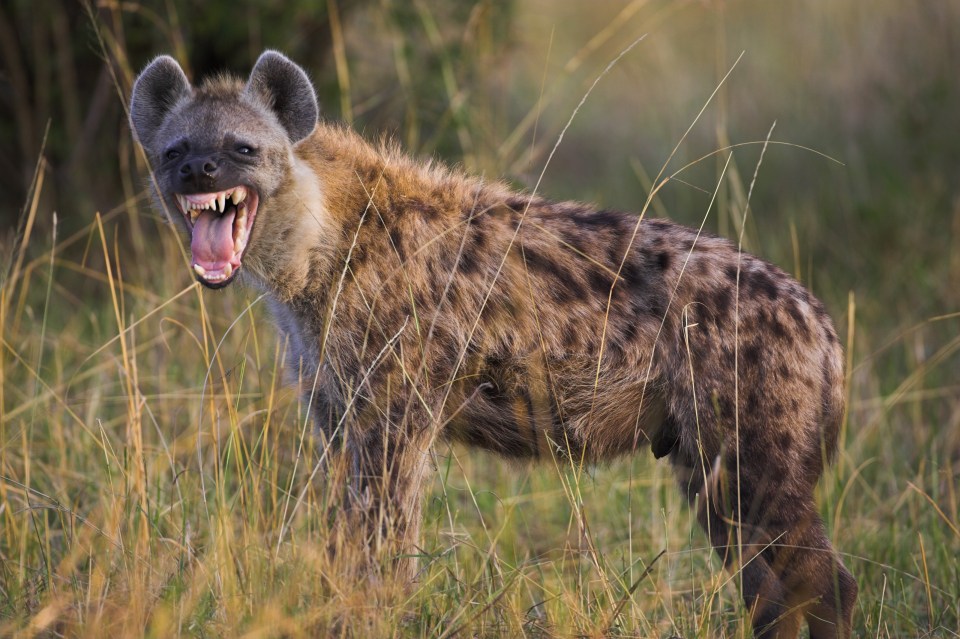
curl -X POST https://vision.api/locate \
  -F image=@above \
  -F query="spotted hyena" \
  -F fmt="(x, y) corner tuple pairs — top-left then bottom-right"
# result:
(129, 51), (857, 638)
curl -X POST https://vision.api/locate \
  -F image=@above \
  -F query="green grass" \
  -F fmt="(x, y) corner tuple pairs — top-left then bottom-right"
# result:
(2, 1), (960, 637)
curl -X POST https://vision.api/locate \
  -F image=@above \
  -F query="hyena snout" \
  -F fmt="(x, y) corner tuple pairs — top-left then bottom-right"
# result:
(178, 155), (223, 191)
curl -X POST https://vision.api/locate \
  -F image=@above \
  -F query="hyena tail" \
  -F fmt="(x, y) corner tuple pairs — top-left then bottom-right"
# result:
(819, 330), (847, 466)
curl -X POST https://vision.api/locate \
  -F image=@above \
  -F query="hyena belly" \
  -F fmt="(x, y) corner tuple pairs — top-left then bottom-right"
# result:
(348, 194), (680, 463)
(393, 198), (803, 471)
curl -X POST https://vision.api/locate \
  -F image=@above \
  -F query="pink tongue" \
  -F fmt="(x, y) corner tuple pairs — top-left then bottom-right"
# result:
(191, 209), (236, 266)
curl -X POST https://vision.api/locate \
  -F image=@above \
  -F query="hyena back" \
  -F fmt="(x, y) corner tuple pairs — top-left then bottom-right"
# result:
(130, 51), (857, 638)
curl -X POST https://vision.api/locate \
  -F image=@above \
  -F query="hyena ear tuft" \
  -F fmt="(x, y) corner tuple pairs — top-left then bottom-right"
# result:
(245, 50), (319, 143)
(129, 55), (191, 152)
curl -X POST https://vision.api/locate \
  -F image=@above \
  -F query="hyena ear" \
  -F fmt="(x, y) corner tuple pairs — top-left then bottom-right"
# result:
(245, 50), (319, 143)
(129, 55), (192, 152)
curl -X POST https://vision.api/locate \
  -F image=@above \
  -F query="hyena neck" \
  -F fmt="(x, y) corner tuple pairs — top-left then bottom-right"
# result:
(275, 124), (431, 290)
(246, 124), (395, 314)
(243, 155), (340, 304)
(254, 122), (498, 312)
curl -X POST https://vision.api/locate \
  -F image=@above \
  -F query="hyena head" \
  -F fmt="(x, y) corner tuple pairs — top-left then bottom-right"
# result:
(129, 51), (318, 289)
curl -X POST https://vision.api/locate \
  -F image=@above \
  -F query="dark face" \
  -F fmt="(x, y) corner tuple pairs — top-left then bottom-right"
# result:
(150, 96), (291, 288)
(129, 52), (319, 289)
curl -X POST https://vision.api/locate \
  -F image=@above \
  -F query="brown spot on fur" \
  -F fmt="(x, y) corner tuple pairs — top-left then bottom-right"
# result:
(587, 268), (614, 295)
(742, 342), (763, 367)
(709, 286), (733, 321)
(506, 196), (529, 212)
(573, 209), (624, 230)
(388, 227), (406, 262)
(522, 246), (584, 303)
(750, 269), (781, 301)
(656, 251), (672, 271)
(409, 197), (440, 220)
(458, 248), (481, 276)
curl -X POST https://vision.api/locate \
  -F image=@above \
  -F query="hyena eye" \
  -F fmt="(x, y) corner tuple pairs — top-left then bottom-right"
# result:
(165, 148), (181, 161)
(236, 145), (256, 155)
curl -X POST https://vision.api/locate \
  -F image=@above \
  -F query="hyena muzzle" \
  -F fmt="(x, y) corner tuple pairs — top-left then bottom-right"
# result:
(129, 50), (857, 638)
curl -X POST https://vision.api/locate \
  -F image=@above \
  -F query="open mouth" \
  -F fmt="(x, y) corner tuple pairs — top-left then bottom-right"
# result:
(175, 186), (259, 288)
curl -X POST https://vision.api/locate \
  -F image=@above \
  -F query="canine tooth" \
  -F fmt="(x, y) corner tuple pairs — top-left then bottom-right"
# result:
(178, 195), (188, 211)
(190, 210), (200, 223)
(231, 188), (246, 205)
(234, 227), (247, 251)
(193, 264), (207, 276)
(223, 263), (233, 278)
(217, 193), (226, 212)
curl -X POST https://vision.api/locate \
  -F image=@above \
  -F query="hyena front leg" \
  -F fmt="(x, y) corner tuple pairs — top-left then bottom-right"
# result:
(345, 412), (433, 582)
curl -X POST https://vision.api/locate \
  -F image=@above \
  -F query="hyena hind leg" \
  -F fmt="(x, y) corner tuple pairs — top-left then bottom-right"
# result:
(671, 453), (802, 638)
(668, 439), (858, 639)
(672, 444), (856, 639)
(775, 514), (858, 639)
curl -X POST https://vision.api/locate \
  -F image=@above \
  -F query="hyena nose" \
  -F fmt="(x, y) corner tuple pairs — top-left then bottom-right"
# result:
(179, 157), (220, 189)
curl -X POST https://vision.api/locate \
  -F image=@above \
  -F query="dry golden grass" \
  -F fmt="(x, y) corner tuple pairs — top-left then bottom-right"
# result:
(2, 1), (959, 637)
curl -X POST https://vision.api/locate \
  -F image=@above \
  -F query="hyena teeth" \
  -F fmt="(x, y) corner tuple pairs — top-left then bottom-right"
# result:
(231, 188), (246, 205)
(178, 195), (189, 211)
(190, 210), (200, 224)
(193, 263), (207, 276)
(217, 193), (226, 212)
(234, 223), (247, 252)
(223, 263), (233, 278)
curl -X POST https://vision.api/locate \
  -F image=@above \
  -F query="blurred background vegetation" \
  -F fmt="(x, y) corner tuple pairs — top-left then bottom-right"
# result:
(2, 1), (958, 327)
(1, 0), (958, 636)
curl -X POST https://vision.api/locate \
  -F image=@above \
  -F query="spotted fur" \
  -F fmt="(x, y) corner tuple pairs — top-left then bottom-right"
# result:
(131, 51), (857, 638)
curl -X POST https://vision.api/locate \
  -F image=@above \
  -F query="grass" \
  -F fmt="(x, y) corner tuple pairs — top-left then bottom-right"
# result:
(2, 1), (960, 637)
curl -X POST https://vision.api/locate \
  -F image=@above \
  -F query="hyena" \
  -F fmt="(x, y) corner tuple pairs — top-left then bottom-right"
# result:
(130, 51), (857, 638)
